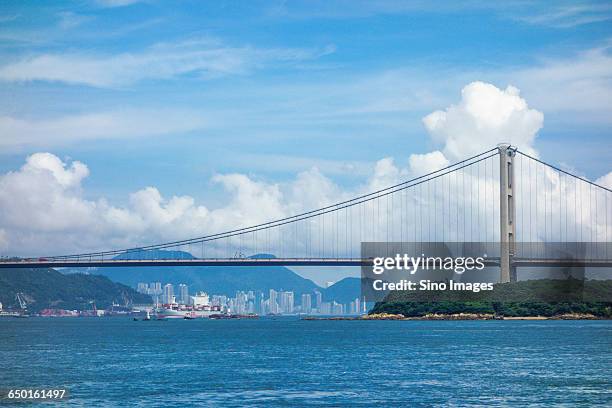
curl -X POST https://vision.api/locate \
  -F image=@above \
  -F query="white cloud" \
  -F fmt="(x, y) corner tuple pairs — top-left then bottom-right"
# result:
(422, 81), (543, 161)
(203, 44), (612, 138)
(0, 153), (203, 254)
(96, 0), (143, 8)
(1, 44), (608, 155)
(0, 153), (95, 233)
(288, 168), (342, 212)
(0, 39), (335, 88)
(408, 151), (449, 177)
(596, 172), (612, 189)
(414, 81), (609, 245)
(0, 152), (328, 255)
(210, 173), (287, 230)
(359, 152), (450, 201)
(0, 109), (207, 149)
(511, 46), (612, 117)
(24, 152), (89, 188)
(366, 158), (403, 192)
(0, 150), (422, 256)
(516, 3), (612, 28)
(57, 12), (93, 29)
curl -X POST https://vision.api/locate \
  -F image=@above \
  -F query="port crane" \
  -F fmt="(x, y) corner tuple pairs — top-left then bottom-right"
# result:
(15, 292), (27, 310)
(89, 300), (98, 316)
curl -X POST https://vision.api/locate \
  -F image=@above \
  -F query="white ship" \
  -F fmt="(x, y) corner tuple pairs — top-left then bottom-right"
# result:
(155, 304), (223, 319)
(155, 291), (225, 319)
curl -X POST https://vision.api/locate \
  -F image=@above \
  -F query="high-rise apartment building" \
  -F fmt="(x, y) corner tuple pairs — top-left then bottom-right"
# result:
(178, 284), (189, 304)
(314, 290), (322, 311)
(301, 293), (312, 313)
(279, 291), (294, 314)
(150, 282), (162, 295)
(269, 289), (278, 314)
(163, 283), (174, 304)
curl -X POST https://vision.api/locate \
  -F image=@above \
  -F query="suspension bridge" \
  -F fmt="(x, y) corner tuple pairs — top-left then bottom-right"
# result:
(1, 144), (611, 282)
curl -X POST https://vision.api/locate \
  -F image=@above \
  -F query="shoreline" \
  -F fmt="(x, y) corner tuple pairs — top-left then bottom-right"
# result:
(302, 312), (608, 321)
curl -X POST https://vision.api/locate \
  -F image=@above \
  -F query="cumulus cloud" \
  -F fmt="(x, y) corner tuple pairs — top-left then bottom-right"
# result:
(0, 152), (340, 256)
(25, 152), (89, 188)
(414, 81), (611, 242)
(366, 158), (403, 192)
(0, 150), (424, 256)
(288, 168), (342, 212)
(0, 154), (194, 254)
(596, 172), (612, 189)
(209, 173), (287, 231)
(407, 151), (449, 177)
(0, 154), (94, 233)
(422, 81), (543, 161)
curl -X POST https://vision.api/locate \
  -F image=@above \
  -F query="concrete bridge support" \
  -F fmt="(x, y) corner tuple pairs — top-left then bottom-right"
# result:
(498, 144), (516, 283)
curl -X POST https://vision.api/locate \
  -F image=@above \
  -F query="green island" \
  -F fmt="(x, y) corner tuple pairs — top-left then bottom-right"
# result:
(367, 279), (612, 319)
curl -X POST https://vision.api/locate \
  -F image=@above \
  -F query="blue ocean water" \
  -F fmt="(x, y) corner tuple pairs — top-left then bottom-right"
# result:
(1, 318), (610, 407)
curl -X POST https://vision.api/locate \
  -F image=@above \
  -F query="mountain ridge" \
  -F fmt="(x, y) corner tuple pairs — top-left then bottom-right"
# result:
(62, 250), (360, 301)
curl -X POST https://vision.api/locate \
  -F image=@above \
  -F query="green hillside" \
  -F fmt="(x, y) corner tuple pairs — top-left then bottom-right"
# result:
(0, 268), (152, 312)
(371, 279), (612, 317)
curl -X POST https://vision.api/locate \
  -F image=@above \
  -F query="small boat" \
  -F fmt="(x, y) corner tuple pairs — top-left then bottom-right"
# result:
(135, 311), (151, 321)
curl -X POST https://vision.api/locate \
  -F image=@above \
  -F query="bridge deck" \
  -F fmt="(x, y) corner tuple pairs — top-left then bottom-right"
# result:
(0, 258), (368, 268)
(1, 258), (611, 269)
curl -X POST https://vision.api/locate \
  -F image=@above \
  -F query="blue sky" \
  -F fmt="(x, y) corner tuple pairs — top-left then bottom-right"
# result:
(1, 0), (611, 199)
(0, 1), (611, 284)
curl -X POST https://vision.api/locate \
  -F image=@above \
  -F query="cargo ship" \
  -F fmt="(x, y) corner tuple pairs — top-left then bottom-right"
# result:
(155, 303), (224, 319)
(154, 291), (226, 319)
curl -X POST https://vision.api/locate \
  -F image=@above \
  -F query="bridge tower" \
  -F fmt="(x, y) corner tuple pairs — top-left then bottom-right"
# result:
(498, 143), (516, 283)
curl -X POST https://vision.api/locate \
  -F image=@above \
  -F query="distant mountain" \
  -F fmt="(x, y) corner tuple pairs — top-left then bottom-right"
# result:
(0, 268), (151, 312)
(64, 250), (321, 297)
(61, 250), (364, 302)
(321, 277), (361, 304)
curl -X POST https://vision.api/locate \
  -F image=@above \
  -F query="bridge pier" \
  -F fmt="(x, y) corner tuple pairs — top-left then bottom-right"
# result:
(498, 144), (516, 283)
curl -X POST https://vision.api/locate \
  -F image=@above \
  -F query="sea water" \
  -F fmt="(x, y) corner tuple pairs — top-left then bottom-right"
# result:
(1, 318), (610, 406)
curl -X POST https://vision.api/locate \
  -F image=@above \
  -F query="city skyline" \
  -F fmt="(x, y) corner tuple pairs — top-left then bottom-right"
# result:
(136, 281), (363, 316)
